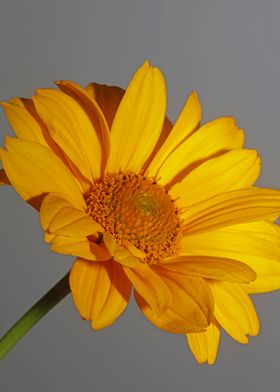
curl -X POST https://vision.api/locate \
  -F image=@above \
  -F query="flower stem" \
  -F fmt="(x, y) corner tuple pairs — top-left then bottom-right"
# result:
(0, 271), (71, 360)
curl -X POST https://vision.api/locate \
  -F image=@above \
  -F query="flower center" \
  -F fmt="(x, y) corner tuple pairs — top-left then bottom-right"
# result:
(86, 172), (182, 263)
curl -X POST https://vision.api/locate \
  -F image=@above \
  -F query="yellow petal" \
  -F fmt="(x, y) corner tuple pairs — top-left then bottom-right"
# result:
(155, 268), (214, 324)
(141, 116), (173, 172)
(182, 187), (280, 235)
(157, 117), (244, 186)
(181, 222), (280, 293)
(161, 256), (256, 283)
(135, 292), (205, 334)
(50, 235), (111, 261)
(56, 81), (110, 175)
(86, 83), (125, 129)
(170, 149), (260, 207)
(226, 221), (280, 294)
(1, 137), (84, 209)
(102, 232), (139, 267)
(0, 168), (10, 185)
(85, 82), (174, 172)
(1, 98), (82, 186)
(244, 274), (280, 293)
(33, 88), (102, 182)
(40, 193), (102, 237)
(45, 233), (55, 243)
(230, 220), (280, 243)
(147, 91), (201, 177)
(187, 320), (220, 365)
(48, 207), (101, 237)
(107, 61), (166, 172)
(209, 281), (259, 343)
(124, 263), (172, 313)
(1, 98), (47, 145)
(135, 270), (213, 333)
(70, 259), (131, 329)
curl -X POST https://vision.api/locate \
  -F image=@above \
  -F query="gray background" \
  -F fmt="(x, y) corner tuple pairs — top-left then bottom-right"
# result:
(1, 0), (280, 391)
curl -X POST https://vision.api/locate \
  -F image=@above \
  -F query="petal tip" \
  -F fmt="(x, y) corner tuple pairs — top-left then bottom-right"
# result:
(0, 100), (9, 109)
(4, 134), (15, 147)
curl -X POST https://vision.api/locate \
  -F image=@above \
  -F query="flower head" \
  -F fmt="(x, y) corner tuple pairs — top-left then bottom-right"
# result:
(1, 61), (280, 365)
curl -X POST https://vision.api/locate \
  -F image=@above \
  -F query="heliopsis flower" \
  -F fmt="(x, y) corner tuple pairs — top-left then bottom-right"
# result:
(1, 61), (280, 365)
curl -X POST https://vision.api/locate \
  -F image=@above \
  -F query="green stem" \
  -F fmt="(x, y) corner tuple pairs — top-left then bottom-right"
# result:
(0, 271), (71, 360)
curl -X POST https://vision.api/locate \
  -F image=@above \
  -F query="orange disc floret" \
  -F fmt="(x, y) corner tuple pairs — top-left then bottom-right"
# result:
(86, 172), (182, 263)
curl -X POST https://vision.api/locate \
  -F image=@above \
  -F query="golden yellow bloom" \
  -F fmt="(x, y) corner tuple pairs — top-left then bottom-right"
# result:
(1, 61), (280, 365)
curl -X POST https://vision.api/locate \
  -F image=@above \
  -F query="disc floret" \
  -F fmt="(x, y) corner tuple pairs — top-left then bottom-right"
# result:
(86, 172), (182, 263)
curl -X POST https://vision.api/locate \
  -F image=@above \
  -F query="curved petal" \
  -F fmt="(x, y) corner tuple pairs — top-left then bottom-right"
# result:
(135, 270), (213, 333)
(103, 232), (139, 267)
(147, 91), (201, 177)
(0, 137), (84, 209)
(40, 193), (102, 237)
(50, 235), (111, 261)
(86, 83), (125, 129)
(245, 273), (280, 293)
(170, 149), (260, 207)
(186, 320), (220, 365)
(33, 89), (102, 182)
(84, 82), (173, 170)
(160, 256), (256, 283)
(209, 281), (259, 344)
(56, 81), (110, 175)
(230, 220), (280, 244)
(1, 98), (47, 145)
(157, 117), (244, 186)
(141, 116), (173, 172)
(154, 268), (214, 324)
(123, 240), (147, 259)
(107, 61), (166, 173)
(124, 263), (172, 313)
(181, 222), (280, 293)
(85, 82), (173, 163)
(1, 98), (84, 187)
(182, 187), (280, 235)
(135, 292), (205, 334)
(70, 259), (131, 329)
(227, 221), (280, 294)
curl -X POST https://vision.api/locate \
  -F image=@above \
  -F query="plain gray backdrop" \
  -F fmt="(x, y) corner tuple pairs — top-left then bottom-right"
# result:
(1, 0), (280, 391)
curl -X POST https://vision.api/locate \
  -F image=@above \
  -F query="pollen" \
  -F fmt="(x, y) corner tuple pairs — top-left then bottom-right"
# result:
(86, 172), (182, 263)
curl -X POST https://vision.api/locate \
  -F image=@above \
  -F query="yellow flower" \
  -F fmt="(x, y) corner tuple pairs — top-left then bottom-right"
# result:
(1, 61), (280, 365)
